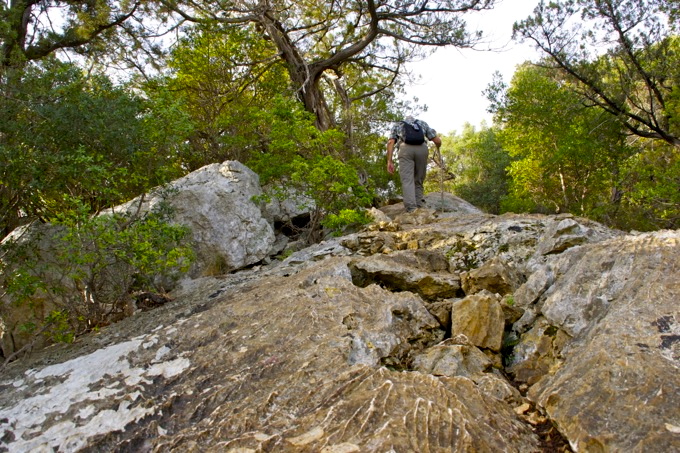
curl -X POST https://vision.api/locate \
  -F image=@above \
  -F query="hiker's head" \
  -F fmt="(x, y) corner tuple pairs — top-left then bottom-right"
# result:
(404, 115), (415, 123)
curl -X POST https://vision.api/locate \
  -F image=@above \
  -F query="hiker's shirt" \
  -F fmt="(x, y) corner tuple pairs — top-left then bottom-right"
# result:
(389, 119), (437, 148)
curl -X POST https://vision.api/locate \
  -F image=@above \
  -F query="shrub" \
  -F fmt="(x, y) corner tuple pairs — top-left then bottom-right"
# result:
(1, 199), (194, 346)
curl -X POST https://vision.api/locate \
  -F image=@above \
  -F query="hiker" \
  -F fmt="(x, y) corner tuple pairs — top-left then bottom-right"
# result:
(386, 116), (442, 212)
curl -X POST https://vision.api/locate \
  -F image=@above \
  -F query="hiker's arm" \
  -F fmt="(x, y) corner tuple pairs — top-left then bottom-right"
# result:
(386, 138), (396, 174)
(431, 136), (442, 149)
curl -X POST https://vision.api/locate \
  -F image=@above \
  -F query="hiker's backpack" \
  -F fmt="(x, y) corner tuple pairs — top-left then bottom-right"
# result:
(402, 120), (425, 145)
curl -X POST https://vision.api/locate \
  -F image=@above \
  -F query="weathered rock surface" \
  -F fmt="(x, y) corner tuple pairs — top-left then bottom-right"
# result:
(380, 192), (483, 219)
(519, 230), (680, 452)
(260, 186), (314, 224)
(118, 161), (275, 277)
(412, 337), (495, 380)
(0, 258), (538, 452)
(461, 256), (525, 296)
(1, 164), (678, 452)
(450, 291), (505, 352)
(349, 250), (461, 301)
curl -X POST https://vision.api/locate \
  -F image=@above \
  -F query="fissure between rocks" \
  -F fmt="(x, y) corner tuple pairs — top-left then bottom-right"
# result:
(345, 249), (573, 452)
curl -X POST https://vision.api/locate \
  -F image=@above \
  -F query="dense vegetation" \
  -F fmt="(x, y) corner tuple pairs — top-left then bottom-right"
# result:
(0, 0), (678, 347)
(1, 0), (677, 236)
(438, 0), (679, 231)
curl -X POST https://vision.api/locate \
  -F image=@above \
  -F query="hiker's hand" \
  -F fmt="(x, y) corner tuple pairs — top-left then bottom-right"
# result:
(387, 161), (395, 174)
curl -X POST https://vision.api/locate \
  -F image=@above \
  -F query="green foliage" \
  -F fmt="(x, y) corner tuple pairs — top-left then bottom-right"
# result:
(138, 14), (412, 223)
(44, 311), (77, 344)
(491, 63), (634, 217)
(157, 26), (395, 240)
(430, 124), (512, 214)
(1, 199), (195, 342)
(0, 0), (150, 68)
(158, 23), (291, 170)
(244, 101), (375, 239)
(137, 85), (193, 180)
(0, 59), (182, 235)
(503, 0), (679, 229)
(514, 0), (680, 148)
(3, 265), (45, 306)
(289, 154), (374, 241)
(615, 144), (680, 230)
(147, 12), (419, 200)
(246, 100), (338, 178)
(322, 209), (373, 234)
(487, 59), (678, 230)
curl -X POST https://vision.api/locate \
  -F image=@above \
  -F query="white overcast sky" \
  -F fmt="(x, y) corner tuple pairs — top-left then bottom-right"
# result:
(404, 0), (542, 135)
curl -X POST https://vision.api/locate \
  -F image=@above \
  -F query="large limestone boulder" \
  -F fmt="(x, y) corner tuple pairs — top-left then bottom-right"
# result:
(118, 161), (275, 277)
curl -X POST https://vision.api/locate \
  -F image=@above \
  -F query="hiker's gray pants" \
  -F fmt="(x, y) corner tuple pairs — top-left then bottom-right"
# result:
(398, 143), (429, 211)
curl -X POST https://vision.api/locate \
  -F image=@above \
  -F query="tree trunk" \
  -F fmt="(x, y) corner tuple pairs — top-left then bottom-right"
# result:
(294, 68), (334, 131)
(254, 0), (380, 132)
(1, 0), (36, 69)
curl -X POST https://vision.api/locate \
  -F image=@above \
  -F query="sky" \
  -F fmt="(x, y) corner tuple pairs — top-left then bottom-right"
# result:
(404, 0), (543, 135)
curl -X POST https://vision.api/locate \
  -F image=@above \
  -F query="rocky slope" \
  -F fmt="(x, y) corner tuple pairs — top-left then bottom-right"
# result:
(0, 162), (678, 452)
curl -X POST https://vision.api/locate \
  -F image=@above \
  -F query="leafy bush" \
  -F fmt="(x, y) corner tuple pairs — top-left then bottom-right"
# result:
(1, 199), (194, 344)
(430, 125), (512, 214)
(288, 154), (373, 241)
(247, 103), (374, 242)
(614, 144), (680, 230)
(322, 209), (373, 234)
(0, 59), (184, 236)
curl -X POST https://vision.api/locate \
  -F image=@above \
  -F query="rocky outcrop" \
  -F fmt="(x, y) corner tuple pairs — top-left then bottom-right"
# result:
(514, 230), (680, 452)
(0, 161), (276, 359)
(0, 257), (539, 452)
(1, 166), (678, 452)
(118, 160), (276, 277)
